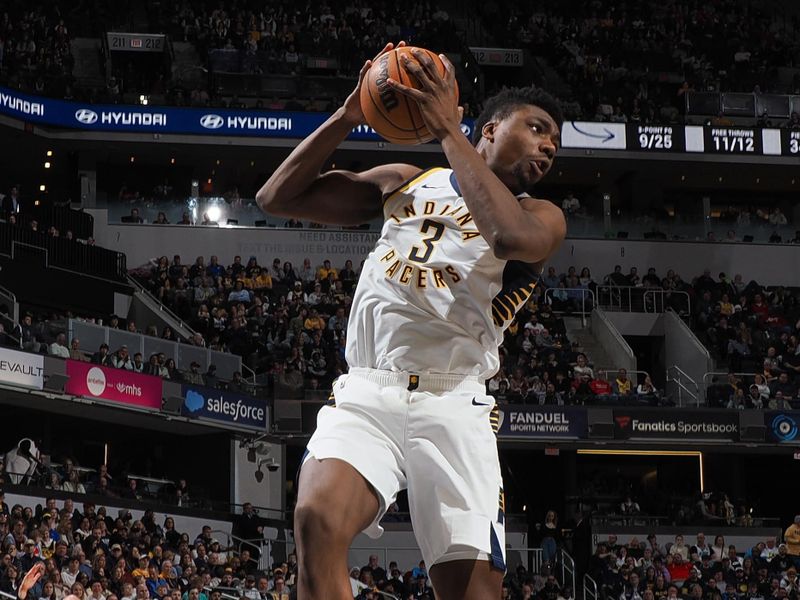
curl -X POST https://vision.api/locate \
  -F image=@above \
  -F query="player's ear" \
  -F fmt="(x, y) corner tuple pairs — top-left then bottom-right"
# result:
(482, 121), (496, 143)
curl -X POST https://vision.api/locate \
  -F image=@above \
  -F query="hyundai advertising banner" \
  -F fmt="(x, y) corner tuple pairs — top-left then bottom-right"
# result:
(0, 347), (44, 390)
(497, 406), (587, 439)
(0, 85), (474, 141)
(64, 360), (162, 409)
(181, 385), (268, 431)
(613, 409), (739, 441)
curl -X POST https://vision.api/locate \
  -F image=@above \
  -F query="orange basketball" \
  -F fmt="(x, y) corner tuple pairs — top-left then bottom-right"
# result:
(360, 46), (458, 145)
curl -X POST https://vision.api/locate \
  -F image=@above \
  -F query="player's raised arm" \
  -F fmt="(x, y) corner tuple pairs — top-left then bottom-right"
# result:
(256, 42), (420, 226)
(389, 49), (566, 263)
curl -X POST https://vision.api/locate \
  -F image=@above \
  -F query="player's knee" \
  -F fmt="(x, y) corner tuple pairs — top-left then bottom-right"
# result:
(294, 499), (348, 548)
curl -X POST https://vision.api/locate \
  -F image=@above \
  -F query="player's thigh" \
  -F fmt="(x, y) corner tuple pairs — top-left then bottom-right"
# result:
(295, 457), (381, 545)
(405, 392), (506, 568)
(428, 559), (504, 600)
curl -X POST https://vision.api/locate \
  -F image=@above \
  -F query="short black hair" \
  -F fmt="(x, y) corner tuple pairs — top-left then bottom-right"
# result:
(472, 86), (563, 146)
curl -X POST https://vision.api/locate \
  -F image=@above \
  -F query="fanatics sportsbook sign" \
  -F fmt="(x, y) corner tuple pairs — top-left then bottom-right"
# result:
(0, 348), (44, 390)
(613, 409), (738, 441)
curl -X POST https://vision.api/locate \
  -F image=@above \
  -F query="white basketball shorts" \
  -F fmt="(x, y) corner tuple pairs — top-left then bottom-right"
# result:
(303, 367), (507, 570)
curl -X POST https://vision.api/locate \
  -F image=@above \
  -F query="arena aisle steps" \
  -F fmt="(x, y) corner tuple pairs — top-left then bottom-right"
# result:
(563, 316), (617, 377)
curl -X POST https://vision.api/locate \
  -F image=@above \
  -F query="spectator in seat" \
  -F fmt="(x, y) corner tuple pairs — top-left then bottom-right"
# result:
(132, 353), (144, 373)
(614, 369), (632, 397)
(69, 339), (89, 362)
(637, 376), (658, 398)
(90, 343), (112, 366)
(316, 259), (337, 281)
(573, 354), (594, 379)
(269, 258), (283, 282)
(589, 376), (613, 401)
(61, 471), (85, 494)
(204, 365), (219, 388)
(49, 333), (70, 358)
(784, 516), (800, 566)
(1, 186), (21, 216)
(228, 280), (251, 304)
(184, 362), (204, 386)
(127, 209), (144, 224)
(112, 346), (133, 371)
(228, 371), (245, 393)
(206, 256), (224, 279)
(670, 535), (689, 560)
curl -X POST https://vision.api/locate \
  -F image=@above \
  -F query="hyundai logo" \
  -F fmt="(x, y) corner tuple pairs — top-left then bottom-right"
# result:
(74, 109), (98, 124)
(200, 114), (225, 129)
(460, 122), (472, 137)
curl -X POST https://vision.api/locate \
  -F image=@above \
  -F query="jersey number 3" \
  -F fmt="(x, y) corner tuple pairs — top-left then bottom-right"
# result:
(408, 219), (445, 264)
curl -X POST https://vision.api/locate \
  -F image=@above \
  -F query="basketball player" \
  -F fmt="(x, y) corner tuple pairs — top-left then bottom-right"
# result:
(257, 42), (564, 599)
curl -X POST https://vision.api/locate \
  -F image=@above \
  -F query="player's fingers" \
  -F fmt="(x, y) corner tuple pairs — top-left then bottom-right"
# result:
(357, 60), (371, 83)
(372, 42), (394, 62)
(412, 49), (441, 83)
(458, 106), (464, 120)
(400, 54), (434, 90)
(440, 53), (456, 85)
(387, 78), (425, 101)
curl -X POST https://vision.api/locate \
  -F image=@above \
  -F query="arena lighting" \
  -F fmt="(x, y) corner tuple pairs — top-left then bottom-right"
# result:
(39, 184), (46, 192)
(139, 94), (149, 105)
(170, 158), (175, 164)
(130, 156), (135, 163)
(44, 162), (51, 169)
(206, 206), (222, 222)
(576, 449), (704, 492)
(46, 150), (53, 157)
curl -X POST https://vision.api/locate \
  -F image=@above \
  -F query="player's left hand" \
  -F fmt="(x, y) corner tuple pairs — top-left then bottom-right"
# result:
(388, 49), (462, 140)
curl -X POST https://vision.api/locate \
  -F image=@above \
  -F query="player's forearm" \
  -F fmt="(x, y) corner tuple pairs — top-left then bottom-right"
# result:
(256, 108), (356, 213)
(440, 131), (551, 260)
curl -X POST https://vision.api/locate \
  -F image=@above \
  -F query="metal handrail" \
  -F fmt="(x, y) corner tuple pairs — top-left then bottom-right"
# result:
(126, 274), (196, 340)
(209, 529), (269, 571)
(597, 286), (691, 315)
(560, 548), (576, 595)
(666, 365), (700, 407)
(544, 287), (596, 326)
(583, 573), (598, 600)
(0, 283), (18, 323)
(702, 371), (761, 386)
(203, 587), (238, 600)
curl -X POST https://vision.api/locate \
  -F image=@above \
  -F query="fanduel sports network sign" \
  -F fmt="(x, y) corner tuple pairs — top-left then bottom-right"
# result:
(497, 406), (587, 439)
(0, 348), (44, 390)
(613, 409), (738, 441)
(64, 360), (162, 409)
(181, 385), (268, 431)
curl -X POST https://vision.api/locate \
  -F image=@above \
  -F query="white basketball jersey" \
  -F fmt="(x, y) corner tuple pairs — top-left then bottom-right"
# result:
(345, 167), (542, 380)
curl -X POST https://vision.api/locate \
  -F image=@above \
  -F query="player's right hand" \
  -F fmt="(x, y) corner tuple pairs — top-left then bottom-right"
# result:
(340, 41), (406, 126)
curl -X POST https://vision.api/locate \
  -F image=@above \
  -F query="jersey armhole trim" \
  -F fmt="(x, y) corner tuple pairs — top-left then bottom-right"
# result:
(382, 167), (444, 205)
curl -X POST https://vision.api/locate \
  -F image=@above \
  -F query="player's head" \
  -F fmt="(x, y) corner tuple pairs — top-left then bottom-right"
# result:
(473, 86), (563, 194)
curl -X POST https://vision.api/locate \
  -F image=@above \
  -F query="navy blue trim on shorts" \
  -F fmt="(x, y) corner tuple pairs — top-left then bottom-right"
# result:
(490, 524), (506, 571)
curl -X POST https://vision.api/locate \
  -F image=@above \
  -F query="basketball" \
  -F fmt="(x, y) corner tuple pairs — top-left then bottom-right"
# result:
(360, 46), (458, 145)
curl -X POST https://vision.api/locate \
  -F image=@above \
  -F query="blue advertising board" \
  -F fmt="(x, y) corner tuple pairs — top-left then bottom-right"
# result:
(765, 412), (800, 443)
(496, 405), (587, 439)
(0, 85), (475, 141)
(181, 385), (268, 431)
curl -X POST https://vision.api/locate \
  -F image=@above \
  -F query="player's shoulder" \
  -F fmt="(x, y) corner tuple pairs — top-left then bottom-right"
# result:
(381, 166), (453, 202)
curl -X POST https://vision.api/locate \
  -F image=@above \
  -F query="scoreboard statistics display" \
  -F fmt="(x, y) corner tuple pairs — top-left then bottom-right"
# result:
(703, 127), (762, 154)
(626, 125), (686, 153)
(562, 121), (796, 156)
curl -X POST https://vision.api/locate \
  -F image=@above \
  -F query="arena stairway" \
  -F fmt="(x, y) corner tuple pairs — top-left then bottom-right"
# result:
(563, 316), (619, 379)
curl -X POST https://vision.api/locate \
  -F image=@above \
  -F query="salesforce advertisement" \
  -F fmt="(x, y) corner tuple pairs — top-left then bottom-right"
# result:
(181, 385), (268, 431)
(0, 85), (475, 141)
